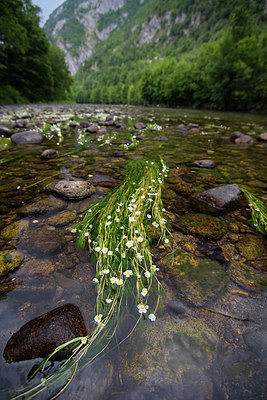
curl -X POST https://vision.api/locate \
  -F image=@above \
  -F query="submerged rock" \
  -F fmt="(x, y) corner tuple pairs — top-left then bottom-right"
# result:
(87, 174), (116, 187)
(0, 250), (23, 277)
(257, 133), (267, 141)
(11, 130), (44, 144)
(234, 135), (254, 144)
(1, 220), (29, 242)
(177, 213), (226, 240)
(41, 149), (60, 159)
(21, 225), (65, 254)
(46, 180), (95, 200)
(120, 314), (217, 395)
(46, 210), (77, 227)
(18, 196), (66, 217)
(161, 249), (228, 305)
(192, 160), (216, 169)
(193, 184), (241, 213)
(154, 135), (168, 141)
(235, 234), (265, 260)
(3, 304), (87, 362)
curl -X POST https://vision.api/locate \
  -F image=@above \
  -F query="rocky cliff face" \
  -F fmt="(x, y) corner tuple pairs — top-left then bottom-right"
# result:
(45, 0), (128, 74)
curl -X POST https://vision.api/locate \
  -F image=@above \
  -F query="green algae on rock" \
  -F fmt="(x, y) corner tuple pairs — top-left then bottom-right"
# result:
(0, 250), (23, 277)
(235, 234), (265, 261)
(18, 196), (66, 217)
(121, 315), (217, 387)
(177, 213), (226, 240)
(161, 249), (228, 305)
(1, 220), (29, 242)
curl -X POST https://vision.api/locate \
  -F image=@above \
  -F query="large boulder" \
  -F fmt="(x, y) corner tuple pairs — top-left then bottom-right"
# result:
(3, 304), (87, 362)
(46, 180), (95, 200)
(193, 184), (241, 213)
(11, 130), (44, 144)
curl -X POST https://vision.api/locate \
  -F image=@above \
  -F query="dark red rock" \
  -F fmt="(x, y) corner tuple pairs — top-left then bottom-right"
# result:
(3, 304), (87, 362)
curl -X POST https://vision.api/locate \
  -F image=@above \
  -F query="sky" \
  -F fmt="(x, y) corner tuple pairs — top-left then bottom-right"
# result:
(32, 0), (65, 25)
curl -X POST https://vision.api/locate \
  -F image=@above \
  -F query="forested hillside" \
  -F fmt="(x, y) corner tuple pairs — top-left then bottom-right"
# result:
(59, 0), (266, 111)
(0, 0), (72, 104)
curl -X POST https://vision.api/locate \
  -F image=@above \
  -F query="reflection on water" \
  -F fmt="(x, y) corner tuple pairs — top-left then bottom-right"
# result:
(0, 104), (266, 399)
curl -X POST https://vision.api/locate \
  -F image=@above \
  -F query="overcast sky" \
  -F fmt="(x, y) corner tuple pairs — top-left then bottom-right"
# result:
(32, 0), (65, 25)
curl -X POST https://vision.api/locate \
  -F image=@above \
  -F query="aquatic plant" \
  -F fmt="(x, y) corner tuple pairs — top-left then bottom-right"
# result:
(240, 186), (267, 235)
(9, 158), (171, 399)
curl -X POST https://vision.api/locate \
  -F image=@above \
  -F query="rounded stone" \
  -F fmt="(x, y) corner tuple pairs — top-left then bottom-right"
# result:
(134, 122), (146, 130)
(177, 213), (226, 240)
(236, 234), (265, 260)
(45, 180), (95, 200)
(192, 160), (216, 169)
(21, 225), (65, 254)
(11, 130), (44, 144)
(41, 149), (60, 159)
(46, 210), (77, 227)
(257, 133), (267, 141)
(3, 304), (87, 362)
(153, 135), (168, 141)
(0, 124), (12, 137)
(193, 184), (241, 213)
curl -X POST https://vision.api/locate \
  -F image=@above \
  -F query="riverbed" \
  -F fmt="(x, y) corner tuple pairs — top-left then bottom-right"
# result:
(0, 104), (266, 400)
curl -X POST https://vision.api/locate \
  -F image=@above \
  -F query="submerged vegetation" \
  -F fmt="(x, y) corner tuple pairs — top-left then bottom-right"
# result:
(9, 158), (171, 399)
(240, 187), (267, 235)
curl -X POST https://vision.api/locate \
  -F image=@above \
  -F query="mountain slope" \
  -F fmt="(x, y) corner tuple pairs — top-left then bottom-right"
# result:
(45, 0), (267, 110)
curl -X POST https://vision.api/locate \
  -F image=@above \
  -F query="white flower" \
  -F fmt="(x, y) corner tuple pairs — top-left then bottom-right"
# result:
(128, 206), (133, 212)
(94, 314), (103, 324)
(148, 313), (156, 321)
(95, 247), (101, 252)
(152, 264), (159, 272)
(126, 240), (134, 248)
(89, 224), (93, 228)
(115, 217), (120, 222)
(165, 238), (170, 244)
(151, 162), (154, 165)
(141, 195), (145, 199)
(102, 268), (110, 275)
(115, 247), (119, 251)
(135, 230), (139, 234)
(158, 179), (162, 184)
(137, 236), (143, 243)
(120, 226), (124, 229)
(84, 232), (89, 237)
(129, 217), (135, 222)
(147, 214), (152, 219)
(135, 211), (141, 216)
(123, 269), (133, 278)
(148, 198), (153, 202)
(122, 252), (126, 258)
(71, 228), (77, 233)
(106, 298), (112, 304)
(141, 288), (148, 297)
(118, 203), (124, 206)
(108, 250), (113, 256)
(144, 271), (151, 278)
(152, 221), (159, 228)
(141, 188), (145, 191)
(81, 337), (87, 344)
(92, 277), (99, 283)
(137, 304), (149, 314)
(107, 215), (111, 219)
(101, 247), (108, 254)
(110, 277), (117, 284)
(136, 253), (144, 261)
(116, 278), (124, 285)
(106, 221), (111, 226)
(116, 208), (120, 212)
(88, 209), (92, 213)
(255, 208), (260, 212)
(123, 235), (127, 239)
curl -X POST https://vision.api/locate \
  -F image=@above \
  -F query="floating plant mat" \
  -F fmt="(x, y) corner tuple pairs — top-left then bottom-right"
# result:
(6, 159), (171, 399)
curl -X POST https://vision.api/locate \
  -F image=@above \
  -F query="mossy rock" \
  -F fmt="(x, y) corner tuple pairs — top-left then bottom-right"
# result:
(178, 213), (226, 240)
(236, 234), (265, 261)
(145, 223), (161, 244)
(121, 315), (217, 387)
(162, 188), (177, 200)
(46, 210), (77, 227)
(18, 196), (66, 217)
(0, 137), (12, 151)
(0, 250), (23, 277)
(1, 220), (29, 241)
(161, 249), (228, 305)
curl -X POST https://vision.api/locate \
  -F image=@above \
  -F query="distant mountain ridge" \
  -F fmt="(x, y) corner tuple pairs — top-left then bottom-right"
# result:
(44, 0), (265, 75)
